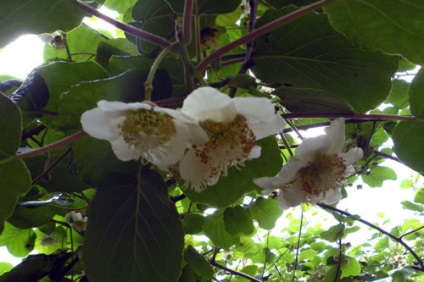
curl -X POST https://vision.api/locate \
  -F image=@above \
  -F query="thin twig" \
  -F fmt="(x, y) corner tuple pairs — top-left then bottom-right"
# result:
(196, 0), (336, 72)
(229, 0), (259, 98)
(317, 203), (424, 270)
(181, 0), (194, 45)
(211, 260), (262, 282)
(69, 0), (171, 48)
(399, 225), (424, 240)
(292, 209), (304, 282)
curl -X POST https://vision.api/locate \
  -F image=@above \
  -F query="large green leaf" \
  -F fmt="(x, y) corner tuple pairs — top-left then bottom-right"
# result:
(252, 8), (398, 113)
(224, 206), (255, 235)
(184, 246), (214, 281)
(203, 209), (239, 249)
(273, 86), (354, 113)
(36, 61), (108, 113)
(55, 69), (171, 131)
(83, 168), (184, 282)
(165, 0), (241, 15)
(387, 79), (409, 110)
(248, 198), (283, 230)
(361, 166), (397, 188)
(0, 222), (35, 257)
(0, 0), (89, 48)
(393, 121), (424, 173)
(103, 0), (138, 13)
(324, 0), (424, 65)
(0, 94), (32, 234)
(409, 68), (424, 118)
(183, 136), (283, 207)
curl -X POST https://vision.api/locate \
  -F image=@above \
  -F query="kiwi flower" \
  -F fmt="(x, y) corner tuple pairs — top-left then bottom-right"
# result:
(81, 100), (208, 170)
(254, 118), (363, 210)
(174, 87), (286, 192)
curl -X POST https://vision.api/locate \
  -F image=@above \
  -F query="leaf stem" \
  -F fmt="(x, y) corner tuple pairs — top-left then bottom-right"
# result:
(0, 131), (86, 166)
(144, 45), (174, 101)
(196, 0), (336, 72)
(317, 203), (424, 270)
(69, 0), (171, 48)
(210, 260), (262, 282)
(181, 0), (194, 45)
(292, 208), (304, 282)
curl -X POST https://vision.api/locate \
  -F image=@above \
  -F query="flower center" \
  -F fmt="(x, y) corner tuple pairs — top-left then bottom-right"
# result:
(297, 154), (346, 196)
(194, 114), (256, 176)
(119, 109), (176, 153)
(72, 220), (87, 233)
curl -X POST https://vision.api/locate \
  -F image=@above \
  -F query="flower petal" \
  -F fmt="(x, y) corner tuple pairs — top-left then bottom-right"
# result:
(110, 137), (139, 161)
(81, 108), (115, 140)
(279, 182), (306, 209)
(234, 98), (286, 139)
(178, 150), (212, 191)
(182, 87), (236, 122)
(343, 147), (363, 166)
(324, 118), (345, 154)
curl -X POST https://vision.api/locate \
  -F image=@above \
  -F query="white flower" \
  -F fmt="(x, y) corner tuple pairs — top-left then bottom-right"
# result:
(65, 211), (88, 233)
(174, 87), (286, 192)
(254, 118), (363, 210)
(81, 100), (207, 170)
(40, 234), (57, 246)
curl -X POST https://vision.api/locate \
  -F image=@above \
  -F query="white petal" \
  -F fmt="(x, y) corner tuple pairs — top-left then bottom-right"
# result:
(295, 134), (329, 160)
(98, 100), (151, 115)
(179, 150), (212, 190)
(324, 118), (345, 154)
(248, 145), (261, 159)
(81, 108), (114, 140)
(234, 98), (286, 139)
(254, 176), (279, 190)
(312, 188), (343, 205)
(182, 87), (236, 122)
(110, 138), (139, 161)
(280, 183), (306, 208)
(342, 148), (363, 166)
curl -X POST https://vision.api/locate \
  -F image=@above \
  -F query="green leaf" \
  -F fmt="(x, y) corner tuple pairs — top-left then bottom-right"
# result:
(249, 198), (283, 230)
(361, 166), (397, 187)
(83, 168), (184, 282)
(184, 246), (214, 281)
(7, 205), (58, 229)
(0, 263), (13, 276)
(273, 86), (354, 113)
(44, 24), (107, 62)
(182, 213), (205, 234)
(224, 206), (255, 235)
(409, 68), (424, 118)
(387, 79), (409, 109)
(36, 61), (108, 113)
(414, 188), (424, 204)
(55, 69), (170, 131)
(183, 136), (283, 207)
(340, 256), (361, 278)
(165, 0), (241, 15)
(401, 201), (422, 212)
(393, 121), (424, 173)
(96, 39), (139, 68)
(390, 267), (415, 282)
(0, 94), (32, 234)
(0, 222), (35, 257)
(103, 0), (138, 13)
(203, 210), (239, 249)
(252, 8), (397, 113)
(324, 0), (424, 65)
(0, 1), (90, 48)
(320, 224), (345, 242)
(131, 0), (175, 53)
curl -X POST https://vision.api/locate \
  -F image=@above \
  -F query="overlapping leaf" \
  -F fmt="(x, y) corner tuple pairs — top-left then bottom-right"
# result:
(252, 8), (398, 113)
(83, 168), (184, 282)
(0, 94), (32, 234)
(324, 0), (424, 65)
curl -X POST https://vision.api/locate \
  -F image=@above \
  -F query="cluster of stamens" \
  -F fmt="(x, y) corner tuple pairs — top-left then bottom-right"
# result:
(193, 115), (256, 179)
(297, 153), (346, 197)
(119, 109), (175, 158)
